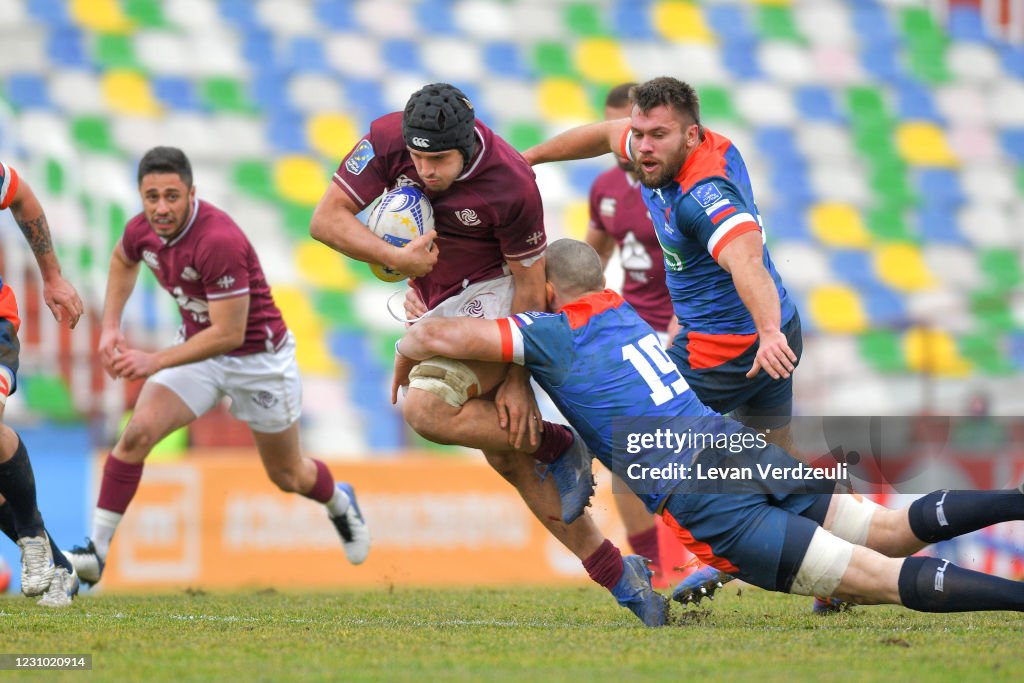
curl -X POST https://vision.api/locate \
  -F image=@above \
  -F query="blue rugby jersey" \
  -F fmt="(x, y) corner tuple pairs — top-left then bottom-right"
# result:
(498, 289), (745, 512)
(619, 129), (796, 364)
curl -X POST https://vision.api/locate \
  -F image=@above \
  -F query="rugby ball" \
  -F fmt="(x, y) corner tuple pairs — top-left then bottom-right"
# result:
(366, 186), (434, 282)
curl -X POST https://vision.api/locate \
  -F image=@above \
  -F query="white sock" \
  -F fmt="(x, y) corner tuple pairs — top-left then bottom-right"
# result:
(326, 487), (350, 517)
(92, 508), (123, 560)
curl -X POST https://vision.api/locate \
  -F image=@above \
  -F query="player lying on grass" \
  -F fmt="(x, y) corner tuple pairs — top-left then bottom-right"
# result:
(396, 239), (1024, 617)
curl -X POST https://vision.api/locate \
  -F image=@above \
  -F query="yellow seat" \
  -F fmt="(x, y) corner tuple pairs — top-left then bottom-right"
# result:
(272, 286), (340, 376)
(808, 202), (871, 248)
(750, 0), (792, 5)
(904, 328), (972, 377)
(295, 241), (357, 292)
(102, 70), (160, 116)
(274, 156), (328, 206)
(307, 113), (360, 162)
(653, 2), (714, 43)
(537, 78), (595, 123)
(71, 0), (133, 33)
(563, 201), (590, 240)
(895, 122), (958, 167)
(874, 243), (936, 291)
(808, 285), (867, 334)
(575, 39), (636, 85)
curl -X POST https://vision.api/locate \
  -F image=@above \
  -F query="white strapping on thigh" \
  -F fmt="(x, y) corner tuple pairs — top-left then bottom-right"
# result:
(828, 493), (881, 545)
(790, 527), (854, 597)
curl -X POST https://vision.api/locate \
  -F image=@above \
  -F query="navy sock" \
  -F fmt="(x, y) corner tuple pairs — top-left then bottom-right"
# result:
(0, 437), (43, 537)
(898, 556), (1024, 612)
(0, 501), (17, 543)
(908, 490), (1024, 544)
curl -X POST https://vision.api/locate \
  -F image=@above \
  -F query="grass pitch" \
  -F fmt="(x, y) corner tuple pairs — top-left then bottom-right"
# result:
(0, 585), (1018, 682)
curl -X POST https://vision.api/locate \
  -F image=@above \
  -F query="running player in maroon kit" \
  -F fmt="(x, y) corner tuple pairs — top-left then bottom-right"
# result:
(312, 84), (666, 626)
(66, 147), (370, 586)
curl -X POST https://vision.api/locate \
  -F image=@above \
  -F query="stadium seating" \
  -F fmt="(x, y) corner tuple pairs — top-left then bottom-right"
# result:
(1, 0), (1022, 438)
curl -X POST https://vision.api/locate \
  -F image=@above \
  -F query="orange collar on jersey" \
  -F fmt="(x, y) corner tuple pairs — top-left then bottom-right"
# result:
(674, 129), (734, 195)
(558, 289), (625, 330)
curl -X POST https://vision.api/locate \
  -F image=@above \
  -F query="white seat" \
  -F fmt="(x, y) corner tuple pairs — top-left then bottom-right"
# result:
(287, 73), (345, 113)
(353, 0), (417, 38)
(662, 44), (728, 85)
(797, 122), (857, 163)
(958, 202), (1016, 248)
(324, 34), (385, 80)
(770, 242), (831, 291)
(453, 0), (515, 40)
(50, 70), (106, 114)
(811, 44), (866, 85)
(758, 43), (816, 85)
(136, 31), (192, 77)
(622, 43), (681, 83)
(532, 163), (571, 207)
(0, 0), (29, 30)
(383, 74), (434, 113)
(16, 112), (74, 158)
(809, 160), (869, 205)
(988, 82), (1024, 127)
(923, 244), (983, 291)
(480, 79), (538, 122)
(162, 113), (224, 161)
(905, 290), (972, 333)
(735, 82), (797, 126)
(935, 84), (990, 126)
(189, 31), (246, 77)
(947, 43), (1004, 85)
(112, 116), (164, 158)
(164, 0), (222, 30)
(948, 125), (998, 163)
(961, 162), (1016, 205)
(77, 155), (137, 204)
(421, 38), (484, 82)
(254, 0), (317, 35)
(209, 115), (267, 159)
(794, 1), (855, 46)
(509, 4), (567, 41)
(0, 28), (46, 76)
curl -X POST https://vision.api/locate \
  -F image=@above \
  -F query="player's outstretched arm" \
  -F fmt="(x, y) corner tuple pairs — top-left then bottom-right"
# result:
(522, 118), (631, 166)
(8, 176), (84, 328)
(310, 182), (437, 277)
(398, 317), (505, 364)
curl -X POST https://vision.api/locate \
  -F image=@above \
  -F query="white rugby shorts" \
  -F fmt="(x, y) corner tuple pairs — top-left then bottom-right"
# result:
(422, 274), (515, 320)
(148, 332), (302, 433)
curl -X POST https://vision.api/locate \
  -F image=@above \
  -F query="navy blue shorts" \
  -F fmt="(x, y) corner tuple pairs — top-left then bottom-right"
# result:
(660, 443), (834, 593)
(668, 310), (802, 429)
(0, 285), (21, 394)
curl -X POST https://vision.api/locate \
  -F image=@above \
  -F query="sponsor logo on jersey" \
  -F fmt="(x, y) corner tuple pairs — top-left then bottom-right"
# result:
(181, 266), (200, 281)
(410, 137), (430, 148)
(456, 209), (481, 226)
(142, 250), (159, 269)
(690, 182), (723, 208)
(252, 391), (279, 409)
(599, 197), (616, 217)
(216, 275), (236, 289)
(344, 139), (375, 175)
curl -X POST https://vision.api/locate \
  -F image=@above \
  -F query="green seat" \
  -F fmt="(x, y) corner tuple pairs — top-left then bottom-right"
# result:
(232, 160), (275, 201)
(564, 2), (607, 37)
(902, 7), (947, 45)
(71, 116), (118, 153)
(504, 121), (545, 152)
(847, 87), (889, 124)
(108, 203), (128, 248)
(534, 42), (576, 78)
(866, 203), (914, 242)
(123, 0), (167, 27)
(377, 332), (403, 367)
(1017, 165), (1024, 196)
(868, 162), (916, 207)
(859, 330), (907, 374)
(281, 202), (314, 242)
(201, 77), (254, 113)
(908, 45), (950, 84)
(23, 374), (77, 421)
(959, 333), (1013, 374)
(979, 248), (1022, 290)
(698, 86), (738, 122)
(970, 290), (1015, 333)
(95, 34), (139, 69)
(45, 158), (65, 195)
(757, 6), (804, 42)
(315, 290), (361, 330)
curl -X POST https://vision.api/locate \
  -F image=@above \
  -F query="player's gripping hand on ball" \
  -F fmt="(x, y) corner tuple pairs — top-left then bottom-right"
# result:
(390, 229), (438, 278)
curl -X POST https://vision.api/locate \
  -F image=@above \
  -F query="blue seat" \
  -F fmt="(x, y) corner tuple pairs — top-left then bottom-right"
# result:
(863, 284), (908, 327)
(914, 169), (965, 209)
(47, 26), (88, 67)
(266, 109), (309, 153)
(416, 0), (458, 36)
(1009, 332), (1024, 370)
(219, 0), (260, 29)
(286, 36), (329, 73)
(894, 80), (941, 122)
(241, 28), (278, 72)
(851, 3), (899, 46)
(1001, 45), (1024, 79)
(27, 0), (68, 25)
(343, 78), (389, 120)
(315, 0), (356, 30)
(568, 164), (606, 197)
(704, 4), (756, 44)
(771, 168), (815, 208)
(249, 68), (290, 112)
(1000, 129), (1024, 162)
(152, 76), (204, 111)
(795, 86), (845, 123)
(948, 5), (989, 43)
(330, 330), (373, 366)
(381, 39), (422, 74)
(915, 207), (965, 244)
(831, 250), (876, 287)
(483, 42), (531, 79)
(611, 0), (656, 39)
(762, 203), (811, 242)
(860, 42), (905, 83)
(6, 74), (52, 110)
(721, 40), (762, 80)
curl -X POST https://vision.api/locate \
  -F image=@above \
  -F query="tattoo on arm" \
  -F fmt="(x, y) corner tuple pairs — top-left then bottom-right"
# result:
(17, 214), (54, 258)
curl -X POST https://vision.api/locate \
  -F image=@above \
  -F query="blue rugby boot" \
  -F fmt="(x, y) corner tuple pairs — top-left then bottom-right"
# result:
(612, 555), (669, 627)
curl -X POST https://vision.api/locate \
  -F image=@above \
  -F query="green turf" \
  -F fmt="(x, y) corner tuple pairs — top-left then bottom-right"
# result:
(0, 587), (1020, 682)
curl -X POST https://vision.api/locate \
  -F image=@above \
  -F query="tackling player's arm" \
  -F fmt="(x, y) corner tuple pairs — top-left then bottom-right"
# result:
(397, 317), (506, 365)
(716, 233), (797, 380)
(110, 294), (250, 381)
(522, 118), (631, 166)
(310, 182), (437, 278)
(5, 170), (83, 328)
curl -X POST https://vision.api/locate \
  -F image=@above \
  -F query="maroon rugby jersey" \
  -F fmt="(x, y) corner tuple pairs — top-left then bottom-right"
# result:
(120, 199), (288, 356)
(333, 112), (547, 309)
(589, 167), (673, 332)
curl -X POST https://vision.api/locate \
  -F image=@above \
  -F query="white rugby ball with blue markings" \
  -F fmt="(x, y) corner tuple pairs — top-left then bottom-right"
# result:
(366, 186), (434, 282)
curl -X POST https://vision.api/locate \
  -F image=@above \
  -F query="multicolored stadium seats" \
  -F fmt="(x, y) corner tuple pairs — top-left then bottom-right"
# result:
(1, 0), (1022, 439)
